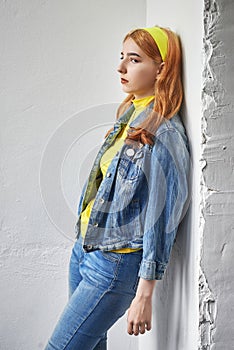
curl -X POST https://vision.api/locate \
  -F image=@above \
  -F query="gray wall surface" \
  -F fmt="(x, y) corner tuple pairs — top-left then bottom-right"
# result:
(144, 0), (202, 349)
(0, 1), (145, 349)
(1, 0), (233, 349)
(200, 0), (234, 348)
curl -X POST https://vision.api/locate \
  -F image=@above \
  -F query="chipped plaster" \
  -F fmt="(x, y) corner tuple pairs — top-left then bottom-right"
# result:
(199, 268), (217, 349)
(200, 0), (234, 348)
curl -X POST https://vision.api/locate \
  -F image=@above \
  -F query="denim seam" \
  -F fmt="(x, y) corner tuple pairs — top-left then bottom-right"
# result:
(60, 255), (123, 349)
(60, 289), (111, 350)
(108, 253), (123, 291)
(155, 128), (176, 138)
(99, 251), (122, 264)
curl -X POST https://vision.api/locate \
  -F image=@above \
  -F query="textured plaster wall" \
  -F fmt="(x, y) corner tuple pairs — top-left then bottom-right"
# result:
(200, 0), (234, 348)
(144, 1), (203, 349)
(4, 1), (232, 350)
(0, 1), (146, 349)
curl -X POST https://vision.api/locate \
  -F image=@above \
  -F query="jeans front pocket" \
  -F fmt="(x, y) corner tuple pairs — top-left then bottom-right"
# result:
(100, 250), (122, 263)
(81, 250), (121, 290)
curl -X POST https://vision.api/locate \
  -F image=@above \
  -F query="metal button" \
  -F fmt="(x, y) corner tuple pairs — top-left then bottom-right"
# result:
(93, 222), (99, 227)
(100, 198), (104, 204)
(106, 172), (111, 177)
(83, 244), (93, 251)
(126, 148), (135, 157)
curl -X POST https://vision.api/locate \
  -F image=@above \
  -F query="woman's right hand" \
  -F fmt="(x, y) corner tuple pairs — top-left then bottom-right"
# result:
(127, 278), (156, 336)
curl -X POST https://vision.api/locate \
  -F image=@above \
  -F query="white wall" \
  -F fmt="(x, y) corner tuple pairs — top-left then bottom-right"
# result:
(0, 1), (146, 349)
(138, 1), (203, 349)
(1, 1), (207, 349)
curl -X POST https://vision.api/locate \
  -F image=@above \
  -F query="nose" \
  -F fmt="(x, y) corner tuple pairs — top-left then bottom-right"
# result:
(117, 60), (127, 74)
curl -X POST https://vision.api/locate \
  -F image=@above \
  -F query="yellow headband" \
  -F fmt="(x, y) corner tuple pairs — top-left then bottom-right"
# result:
(142, 27), (168, 61)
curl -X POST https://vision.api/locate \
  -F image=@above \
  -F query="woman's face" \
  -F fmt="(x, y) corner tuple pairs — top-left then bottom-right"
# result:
(117, 38), (159, 99)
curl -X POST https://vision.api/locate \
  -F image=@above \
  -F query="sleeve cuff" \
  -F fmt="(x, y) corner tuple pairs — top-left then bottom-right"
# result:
(138, 259), (167, 280)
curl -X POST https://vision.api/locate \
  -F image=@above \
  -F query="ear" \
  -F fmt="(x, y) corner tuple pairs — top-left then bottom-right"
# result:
(156, 62), (165, 78)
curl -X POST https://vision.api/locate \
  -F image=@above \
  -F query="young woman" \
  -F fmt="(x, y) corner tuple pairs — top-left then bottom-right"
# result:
(45, 26), (190, 350)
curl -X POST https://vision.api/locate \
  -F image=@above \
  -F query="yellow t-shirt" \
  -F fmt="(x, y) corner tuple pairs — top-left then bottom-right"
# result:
(80, 96), (154, 253)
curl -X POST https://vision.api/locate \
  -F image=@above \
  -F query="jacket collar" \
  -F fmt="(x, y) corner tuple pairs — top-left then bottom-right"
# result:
(115, 100), (155, 128)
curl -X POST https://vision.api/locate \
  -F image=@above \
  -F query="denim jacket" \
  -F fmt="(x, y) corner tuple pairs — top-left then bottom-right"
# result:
(74, 102), (190, 280)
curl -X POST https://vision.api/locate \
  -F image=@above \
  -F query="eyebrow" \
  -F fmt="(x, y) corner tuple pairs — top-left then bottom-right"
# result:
(120, 51), (142, 58)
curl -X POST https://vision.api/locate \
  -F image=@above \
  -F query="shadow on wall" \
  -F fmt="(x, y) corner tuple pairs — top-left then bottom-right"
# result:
(154, 206), (192, 350)
(152, 94), (194, 349)
(152, 95), (194, 348)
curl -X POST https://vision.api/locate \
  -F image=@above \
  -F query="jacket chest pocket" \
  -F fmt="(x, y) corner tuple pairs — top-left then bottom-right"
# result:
(117, 147), (144, 181)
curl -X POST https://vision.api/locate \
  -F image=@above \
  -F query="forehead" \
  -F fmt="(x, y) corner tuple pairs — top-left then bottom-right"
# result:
(122, 38), (145, 55)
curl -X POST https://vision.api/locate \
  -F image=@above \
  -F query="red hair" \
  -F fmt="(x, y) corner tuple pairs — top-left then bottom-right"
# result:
(106, 27), (183, 146)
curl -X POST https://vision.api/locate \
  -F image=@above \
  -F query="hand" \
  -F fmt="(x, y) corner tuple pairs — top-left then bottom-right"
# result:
(127, 278), (156, 336)
(127, 295), (152, 335)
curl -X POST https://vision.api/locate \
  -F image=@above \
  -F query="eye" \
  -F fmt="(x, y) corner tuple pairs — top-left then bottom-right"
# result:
(130, 58), (139, 63)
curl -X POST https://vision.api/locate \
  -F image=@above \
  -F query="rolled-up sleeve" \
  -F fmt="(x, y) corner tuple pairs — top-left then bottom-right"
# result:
(138, 128), (190, 280)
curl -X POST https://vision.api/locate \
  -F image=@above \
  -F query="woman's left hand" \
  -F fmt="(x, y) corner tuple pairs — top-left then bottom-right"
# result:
(127, 278), (156, 336)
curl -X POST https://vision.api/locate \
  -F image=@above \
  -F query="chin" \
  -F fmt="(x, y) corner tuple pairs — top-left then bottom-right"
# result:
(122, 87), (134, 94)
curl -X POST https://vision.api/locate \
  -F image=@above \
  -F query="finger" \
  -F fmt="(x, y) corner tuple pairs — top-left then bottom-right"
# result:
(133, 323), (140, 336)
(127, 321), (134, 335)
(146, 321), (152, 331)
(139, 323), (146, 334)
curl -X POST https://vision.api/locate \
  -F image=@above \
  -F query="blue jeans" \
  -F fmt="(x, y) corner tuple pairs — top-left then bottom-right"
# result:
(45, 239), (142, 350)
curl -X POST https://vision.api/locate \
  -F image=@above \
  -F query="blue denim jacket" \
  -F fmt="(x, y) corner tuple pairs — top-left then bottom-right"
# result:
(74, 102), (190, 280)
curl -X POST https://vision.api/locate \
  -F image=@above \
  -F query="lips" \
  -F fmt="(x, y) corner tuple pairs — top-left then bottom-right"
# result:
(121, 78), (129, 84)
